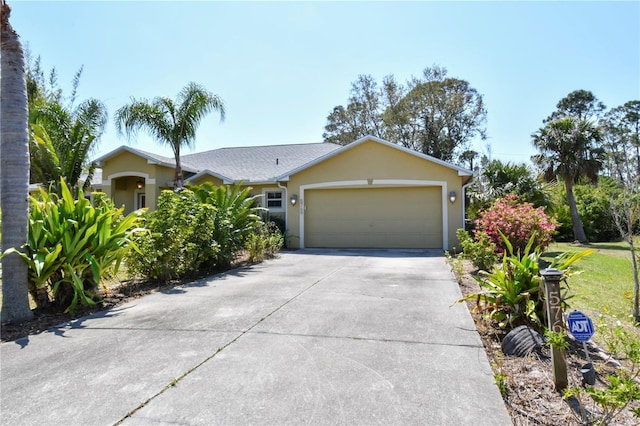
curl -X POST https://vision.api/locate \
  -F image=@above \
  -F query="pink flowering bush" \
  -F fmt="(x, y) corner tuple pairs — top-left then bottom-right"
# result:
(475, 194), (557, 254)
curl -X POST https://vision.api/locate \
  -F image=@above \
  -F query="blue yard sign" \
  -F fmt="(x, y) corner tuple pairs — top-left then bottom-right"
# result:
(567, 311), (595, 342)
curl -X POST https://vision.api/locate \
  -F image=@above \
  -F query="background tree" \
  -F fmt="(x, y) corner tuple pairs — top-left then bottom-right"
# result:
(323, 65), (487, 163)
(1, 0), (34, 323)
(603, 101), (640, 179)
(603, 100), (640, 321)
(549, 180), (619, 242)
(544, 89), (606, 123)
(459, 149), (479, 171)
(532, 116), (605, 243)
(30, 99), (107, 193)
(391, 67), (487, 161)
(322, 75), (389, 145)
(115, 82), (225, 189)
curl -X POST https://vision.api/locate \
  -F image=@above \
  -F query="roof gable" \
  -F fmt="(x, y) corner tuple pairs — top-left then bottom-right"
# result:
(96, 145), (189, 169)
(277, 135), (473, 181)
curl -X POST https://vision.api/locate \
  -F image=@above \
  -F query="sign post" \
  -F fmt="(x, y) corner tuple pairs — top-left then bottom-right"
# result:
(541, 268), (568, 390)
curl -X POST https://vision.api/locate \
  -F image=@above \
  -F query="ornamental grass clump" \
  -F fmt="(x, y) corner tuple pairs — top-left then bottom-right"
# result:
(476, 194), (557, 255)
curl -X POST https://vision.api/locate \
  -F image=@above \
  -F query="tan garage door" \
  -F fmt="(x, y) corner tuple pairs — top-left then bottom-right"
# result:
(304, 187), (442, 249)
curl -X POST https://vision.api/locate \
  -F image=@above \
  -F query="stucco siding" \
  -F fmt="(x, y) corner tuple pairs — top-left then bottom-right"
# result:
(286, 139), (464, 250)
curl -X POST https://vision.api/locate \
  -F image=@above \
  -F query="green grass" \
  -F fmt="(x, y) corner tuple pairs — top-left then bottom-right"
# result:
(542, 241), (639, 341)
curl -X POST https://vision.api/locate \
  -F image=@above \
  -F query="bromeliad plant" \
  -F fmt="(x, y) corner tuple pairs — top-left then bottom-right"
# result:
(3, 179), (144, 313)
(458, 232), (594, 329)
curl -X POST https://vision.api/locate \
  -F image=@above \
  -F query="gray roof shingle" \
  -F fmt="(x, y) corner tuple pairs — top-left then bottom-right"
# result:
(182, 143), (341, 182)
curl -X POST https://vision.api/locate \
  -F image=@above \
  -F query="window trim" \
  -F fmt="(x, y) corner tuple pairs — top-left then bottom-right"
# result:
(262, 189), (284, 212)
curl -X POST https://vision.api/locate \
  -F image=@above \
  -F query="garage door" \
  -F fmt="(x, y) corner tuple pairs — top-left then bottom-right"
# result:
(304, 187), (442, 249)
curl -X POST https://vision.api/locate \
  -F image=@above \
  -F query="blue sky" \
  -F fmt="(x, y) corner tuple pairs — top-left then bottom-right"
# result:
(10, 1), (640, 165)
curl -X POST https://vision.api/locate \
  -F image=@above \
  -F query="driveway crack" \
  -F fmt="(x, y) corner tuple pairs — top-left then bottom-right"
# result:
(114, 266), (345, 425)
(249, 329), (484, 349)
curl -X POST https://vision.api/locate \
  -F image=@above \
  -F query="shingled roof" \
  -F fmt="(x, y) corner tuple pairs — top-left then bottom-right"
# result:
(182, 143), (341, 182)
(96, 142), (342, 183)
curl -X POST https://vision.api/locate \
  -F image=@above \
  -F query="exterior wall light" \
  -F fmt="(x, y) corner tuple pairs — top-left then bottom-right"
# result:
(136, 179), (145, 190)
(290, 194), (298, 206)
(449, 191), (456, 204)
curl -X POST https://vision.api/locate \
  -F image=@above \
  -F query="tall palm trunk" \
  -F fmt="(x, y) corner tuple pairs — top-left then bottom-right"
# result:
(1, 0), (33, 322)
(564, 176), (588, 244)
(172, 144), (183, 189)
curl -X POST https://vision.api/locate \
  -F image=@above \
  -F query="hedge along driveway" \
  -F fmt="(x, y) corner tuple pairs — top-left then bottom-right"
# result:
(0, 249), (511, 426)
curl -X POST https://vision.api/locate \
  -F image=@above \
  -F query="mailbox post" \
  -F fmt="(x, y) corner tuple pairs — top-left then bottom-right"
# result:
(541, 268), (568, 390)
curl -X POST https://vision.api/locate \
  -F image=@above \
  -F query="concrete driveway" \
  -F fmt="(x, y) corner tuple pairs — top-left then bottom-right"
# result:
(0, 249), (511, 425)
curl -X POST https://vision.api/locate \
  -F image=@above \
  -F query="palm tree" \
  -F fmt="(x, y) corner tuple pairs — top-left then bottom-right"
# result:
(115, 82), (225, 189)
(30, 98), (108, 194)
(26, 58), (108, 195)
(1, 0), (34, 322)
(532, 116), (605, 243)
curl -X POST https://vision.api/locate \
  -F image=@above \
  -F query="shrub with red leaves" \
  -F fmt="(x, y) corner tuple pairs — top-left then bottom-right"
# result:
(475, 194), (557, 254)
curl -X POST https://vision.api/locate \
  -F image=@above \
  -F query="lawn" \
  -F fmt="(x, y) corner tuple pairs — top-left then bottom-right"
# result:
(542, 241), (640, 342)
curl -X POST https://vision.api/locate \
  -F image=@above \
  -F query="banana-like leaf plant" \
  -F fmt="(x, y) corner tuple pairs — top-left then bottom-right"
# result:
(2, 178), (145, 313)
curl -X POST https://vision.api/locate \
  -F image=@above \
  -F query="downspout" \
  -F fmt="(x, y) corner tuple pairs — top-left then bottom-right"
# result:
(277, 181), (288, 231)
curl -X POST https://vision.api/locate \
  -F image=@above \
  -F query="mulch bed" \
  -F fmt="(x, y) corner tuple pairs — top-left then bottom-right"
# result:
(457, 259), (638, 425)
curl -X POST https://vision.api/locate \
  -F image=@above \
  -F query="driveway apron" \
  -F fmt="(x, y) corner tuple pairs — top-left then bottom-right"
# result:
(0, 249), (511, 425)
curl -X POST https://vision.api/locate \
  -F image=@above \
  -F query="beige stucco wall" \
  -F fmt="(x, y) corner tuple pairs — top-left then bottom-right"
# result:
(100, 150), (174, 213)
(284, 139), (467, 251)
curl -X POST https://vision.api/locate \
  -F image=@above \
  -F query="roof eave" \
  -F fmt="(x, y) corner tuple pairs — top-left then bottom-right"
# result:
(95, 145), (200, 173)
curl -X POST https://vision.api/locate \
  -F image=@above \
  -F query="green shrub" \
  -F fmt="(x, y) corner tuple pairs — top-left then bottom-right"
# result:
(125, 189), (219, 281)
(467, 159), (552, 223)
(456, 228), (498, 271)
(245, 222), (284, 262)
(4, 179), (143, 313)
(551, 180), (620, 242)
(126, 184), (264, 282)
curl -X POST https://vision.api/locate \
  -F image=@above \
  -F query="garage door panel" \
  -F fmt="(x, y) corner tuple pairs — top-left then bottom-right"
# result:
(304, 187), (442, 249)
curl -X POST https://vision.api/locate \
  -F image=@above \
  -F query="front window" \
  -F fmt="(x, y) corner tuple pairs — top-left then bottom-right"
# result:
(266, 191), (283, 209)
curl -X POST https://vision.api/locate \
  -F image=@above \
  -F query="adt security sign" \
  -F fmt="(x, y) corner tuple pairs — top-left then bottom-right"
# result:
(567, 311), (595, 342)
